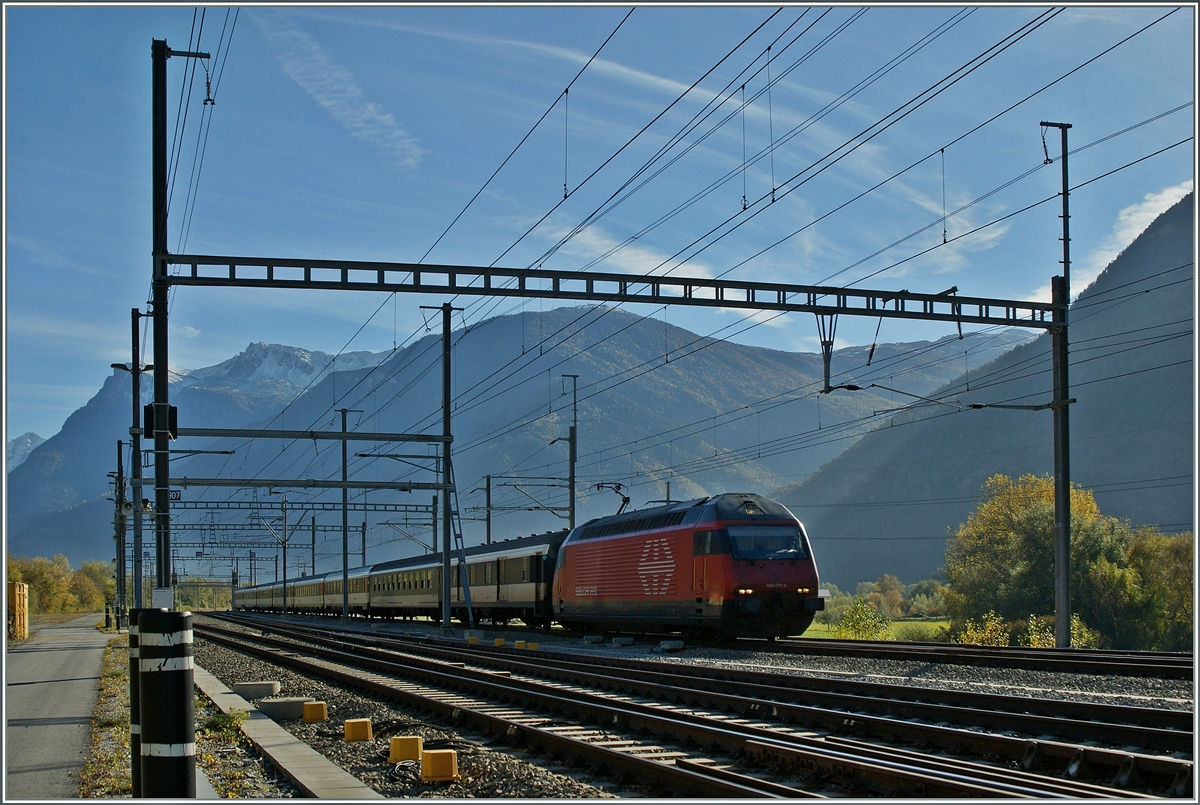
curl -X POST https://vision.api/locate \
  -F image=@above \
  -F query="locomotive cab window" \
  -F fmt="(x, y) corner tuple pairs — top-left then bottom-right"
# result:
(693, 529), (732, 555)
(726, 525), (809, 560)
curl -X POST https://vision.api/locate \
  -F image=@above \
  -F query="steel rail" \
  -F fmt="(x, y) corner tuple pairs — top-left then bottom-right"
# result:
(196, 624), (814, 798)
(218, 612), (1194, 793)
(195, 622), (1076, 798)
(197, 619), (1183, 797)
(767, 636), (1193, 678)
(196, 624), (800, 798)
(228, 614), (1191, 735)
(235, 617), (1190, 753)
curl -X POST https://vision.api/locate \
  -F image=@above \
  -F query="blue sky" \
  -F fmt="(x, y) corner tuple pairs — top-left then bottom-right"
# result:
(4, 4), (1195, 443)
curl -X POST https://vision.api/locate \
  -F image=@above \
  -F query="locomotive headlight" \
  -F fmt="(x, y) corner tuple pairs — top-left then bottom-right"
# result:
(736, 588), (754, 596)
(797, 587), (812, 594)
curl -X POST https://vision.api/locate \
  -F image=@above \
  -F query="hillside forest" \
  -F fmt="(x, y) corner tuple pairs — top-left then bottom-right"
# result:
(7, 473), (1191, 651)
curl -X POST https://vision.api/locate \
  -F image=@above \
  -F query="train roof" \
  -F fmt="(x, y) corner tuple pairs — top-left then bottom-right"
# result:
(369, 529), (569, 573)
(236, 568), (341, 592)
(569, 493), (797, 542)
(235, 531), (569, 591)
(706, 493), (797, 521)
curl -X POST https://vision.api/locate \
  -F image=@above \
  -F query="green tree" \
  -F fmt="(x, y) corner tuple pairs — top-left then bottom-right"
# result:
(7, 554), (118, 614)
(175, 579), (231, 611)
(903, 579), (946, 617)
(944, 474), (1193, 651)
(1070, 614), (1100, 649)
(77, 560), (115, 610)
(1081, 529), (1194, 651)
(1078, 555), (1141, 648)
(1126, 529), (1193, 651)
(7, 555), (24, 584)
(70, 572), (103, 612)
(944, 474), (1123, 622)
(869, 574), (905, 619)
(13, 555), (79, 613)
(814, 583), (853, 631)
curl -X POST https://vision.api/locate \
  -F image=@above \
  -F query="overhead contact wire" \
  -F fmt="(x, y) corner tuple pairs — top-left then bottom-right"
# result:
(418, 7), (635, 265)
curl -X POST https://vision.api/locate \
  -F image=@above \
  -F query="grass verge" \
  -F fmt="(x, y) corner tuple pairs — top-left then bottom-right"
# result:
(77, 637), (288, 798)
(78, 637), (131, 797)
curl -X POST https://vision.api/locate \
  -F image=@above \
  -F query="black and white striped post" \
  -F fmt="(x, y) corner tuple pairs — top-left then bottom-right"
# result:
(137, 609), (195, 798)
(128, 608), (149, 797)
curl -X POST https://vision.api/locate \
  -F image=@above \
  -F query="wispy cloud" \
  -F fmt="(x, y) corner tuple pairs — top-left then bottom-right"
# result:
(831, 156), (1014, 283)
(1077, 180), (1194, 292)
(297, 11), (694, 100)
(552, 224), (714, 279)
(7, 312), (128, 359)
(256, 16), (426, 169)
(8, 236), (112, 277)
(8, 312), (210, 374)
(1025, 180), (1193, 303)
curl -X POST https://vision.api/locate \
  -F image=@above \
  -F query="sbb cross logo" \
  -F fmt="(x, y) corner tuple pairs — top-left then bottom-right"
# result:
(638, 538), (674, 596)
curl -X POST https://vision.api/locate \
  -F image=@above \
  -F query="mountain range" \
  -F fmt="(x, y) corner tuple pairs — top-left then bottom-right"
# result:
(6, 194), (1191, 589)
(7, 307), (1029, 572)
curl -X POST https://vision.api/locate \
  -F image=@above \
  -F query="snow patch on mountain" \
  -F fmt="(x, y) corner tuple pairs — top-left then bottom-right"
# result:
(172, 342), (383, 393)
(6, 432), (45, 470)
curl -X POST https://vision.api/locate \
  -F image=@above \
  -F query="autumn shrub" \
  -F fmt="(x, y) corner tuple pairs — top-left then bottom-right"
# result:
(953, 610), (1008, 646)
(892, 621), (948, 642)
(835, 599), (891, 640)
(1017, 615), (1055, 648)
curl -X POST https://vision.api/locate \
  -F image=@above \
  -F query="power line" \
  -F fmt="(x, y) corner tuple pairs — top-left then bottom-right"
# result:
(171, 11), (1190, 535)
(487, 8), (787, 268)
(419, 7), (635, 264)
(272, 9), (1180, 484)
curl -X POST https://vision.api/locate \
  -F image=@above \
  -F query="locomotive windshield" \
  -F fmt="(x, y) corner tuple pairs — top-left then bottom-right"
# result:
(726, 525), (809, 560)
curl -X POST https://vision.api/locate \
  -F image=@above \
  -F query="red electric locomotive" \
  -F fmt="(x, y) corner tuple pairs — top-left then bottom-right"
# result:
(554, 493), (823, 638)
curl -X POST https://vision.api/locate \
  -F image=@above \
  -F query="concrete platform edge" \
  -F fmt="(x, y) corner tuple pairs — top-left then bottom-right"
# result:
(193, 664), (384, 799)
(196, 766), (220, 799)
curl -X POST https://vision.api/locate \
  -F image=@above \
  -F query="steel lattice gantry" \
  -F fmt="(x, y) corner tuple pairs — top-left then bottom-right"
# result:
(163, 254), (1059, 330)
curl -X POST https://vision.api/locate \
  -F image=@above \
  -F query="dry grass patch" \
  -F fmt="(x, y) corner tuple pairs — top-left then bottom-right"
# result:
(77, 637), (295, 798)
(78, 637), (131, 797)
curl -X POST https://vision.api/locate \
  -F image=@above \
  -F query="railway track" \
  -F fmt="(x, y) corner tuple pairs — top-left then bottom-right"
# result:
(196, 614), (1193, 797)
(764, 636), (1194, 679)
(231, 608), (1193, 678)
